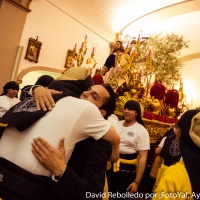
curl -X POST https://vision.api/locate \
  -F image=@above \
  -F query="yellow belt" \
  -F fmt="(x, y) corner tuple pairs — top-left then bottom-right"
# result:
(104, 158), (138, 200)
(0, 123), (8, 127)
(113, 157), (138, 172)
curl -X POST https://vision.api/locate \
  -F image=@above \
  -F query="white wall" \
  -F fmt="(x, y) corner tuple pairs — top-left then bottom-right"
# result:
(18, 0), (111, 78)
(182, 59), (200, 109)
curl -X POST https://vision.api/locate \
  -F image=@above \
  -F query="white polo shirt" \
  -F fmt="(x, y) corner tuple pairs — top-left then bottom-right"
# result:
(118, 120), (150, 154)
(0, 96), (110, 176)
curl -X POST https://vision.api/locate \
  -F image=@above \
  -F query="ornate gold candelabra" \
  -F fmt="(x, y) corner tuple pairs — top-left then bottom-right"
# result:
(86, 46), (97, 71)
(64, 34), (97, 73)
(77, 37), (87, 67)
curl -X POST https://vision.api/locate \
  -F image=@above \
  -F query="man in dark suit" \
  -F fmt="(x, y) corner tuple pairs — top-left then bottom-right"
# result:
(50, 138), (111, 200)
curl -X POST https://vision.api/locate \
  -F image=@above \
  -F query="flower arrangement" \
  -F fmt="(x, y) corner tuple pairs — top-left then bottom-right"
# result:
(165, 89), (179, 108)
(116, 82), (130, 96)
(150, 82), (166, 100)
(143, 111), (178, 124)
(92, 74), (104, 85)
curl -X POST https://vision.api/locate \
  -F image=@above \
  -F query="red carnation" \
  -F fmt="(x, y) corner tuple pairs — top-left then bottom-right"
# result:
(92, 74), (104, 85)
(116, 82), (129, 96)
(150, 83), (166, 100)
(165, 89), (179, 108)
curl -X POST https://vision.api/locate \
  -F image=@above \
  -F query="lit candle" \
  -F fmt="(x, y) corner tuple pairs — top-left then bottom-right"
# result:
(92, 45), (96, 54)
(85, 33), (88, 40)
(74, 40), (78, 50)
(81, 40), (84, 48)
(138, 34), (140, 41)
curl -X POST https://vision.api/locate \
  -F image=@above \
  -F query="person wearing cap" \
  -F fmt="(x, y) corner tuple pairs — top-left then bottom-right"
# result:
(106, 100), (150, 199)
(153, 109), (200, 200)
(0, 81), (20, 119)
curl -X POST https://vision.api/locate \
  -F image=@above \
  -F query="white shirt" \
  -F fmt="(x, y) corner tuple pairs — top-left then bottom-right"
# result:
(0, 96), (110, 176)
(118, 120), (150, 154)
(158, 137), (167, 148)
(0, 95), (20, 118)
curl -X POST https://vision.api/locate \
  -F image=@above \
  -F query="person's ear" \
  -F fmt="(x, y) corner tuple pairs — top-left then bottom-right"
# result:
(99, 109), (107, 117)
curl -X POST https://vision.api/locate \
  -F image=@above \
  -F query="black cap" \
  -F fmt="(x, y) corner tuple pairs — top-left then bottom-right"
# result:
(1, 81), (19, 95)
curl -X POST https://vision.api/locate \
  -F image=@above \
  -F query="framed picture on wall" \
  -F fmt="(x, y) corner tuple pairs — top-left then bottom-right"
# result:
(25, 37), (42, 63)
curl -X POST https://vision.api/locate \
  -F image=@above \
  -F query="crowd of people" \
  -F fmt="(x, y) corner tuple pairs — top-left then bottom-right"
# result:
(0, 46), (200, 200)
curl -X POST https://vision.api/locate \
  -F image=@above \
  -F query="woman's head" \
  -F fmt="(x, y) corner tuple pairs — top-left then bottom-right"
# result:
(123, 100), (145, 127)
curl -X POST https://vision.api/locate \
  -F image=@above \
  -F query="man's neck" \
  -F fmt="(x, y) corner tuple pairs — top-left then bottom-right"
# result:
(123, 120), (137, 127)
(113, 49), (121, 54)
(116, 50), (122, 54)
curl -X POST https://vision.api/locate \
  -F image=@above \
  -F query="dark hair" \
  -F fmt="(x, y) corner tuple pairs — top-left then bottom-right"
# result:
(123, 100), (146, 127)
(124, 100), (141, 116)
(113, 40), (124, 53)
(35, 75), (54, 87)
(100, 84), (117, 119)
(1, 81), (19, 96)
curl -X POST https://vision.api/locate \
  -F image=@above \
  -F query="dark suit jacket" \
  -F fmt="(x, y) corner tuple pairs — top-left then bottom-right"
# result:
(51, 138), (112, 200)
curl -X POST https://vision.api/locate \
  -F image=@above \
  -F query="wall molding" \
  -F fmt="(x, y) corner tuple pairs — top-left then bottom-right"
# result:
(5, 0), (32, 12)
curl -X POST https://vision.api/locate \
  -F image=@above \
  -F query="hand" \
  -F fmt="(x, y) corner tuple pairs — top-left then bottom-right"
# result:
(33, 86), (63, 111)
(32, 137), (66, 176)
(127, 181), (139, 193)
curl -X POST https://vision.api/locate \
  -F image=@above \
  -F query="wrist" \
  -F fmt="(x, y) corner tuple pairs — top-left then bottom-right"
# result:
(32, 85), (42, 95)
(52, 165), (67, 182)
(54, 164), (67, 176)
(134, 180), (140, 185)
(52, 170), (65, 182)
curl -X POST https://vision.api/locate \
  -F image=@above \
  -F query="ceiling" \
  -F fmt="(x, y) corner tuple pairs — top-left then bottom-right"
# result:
(51, 0), (200, 59)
